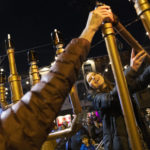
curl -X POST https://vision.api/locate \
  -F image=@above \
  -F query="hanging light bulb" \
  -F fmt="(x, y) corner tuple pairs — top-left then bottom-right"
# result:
(124, 65), (128, 69)
(105, 68), (108, 72)
(26, 81), (29, 85)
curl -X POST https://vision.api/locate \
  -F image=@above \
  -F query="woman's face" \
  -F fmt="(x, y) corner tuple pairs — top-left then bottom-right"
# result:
(86, 72), (104, 89)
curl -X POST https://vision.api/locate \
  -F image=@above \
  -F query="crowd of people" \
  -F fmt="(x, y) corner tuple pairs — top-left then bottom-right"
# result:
(48, 111), (103, 150)
(0, 3), (150, 150)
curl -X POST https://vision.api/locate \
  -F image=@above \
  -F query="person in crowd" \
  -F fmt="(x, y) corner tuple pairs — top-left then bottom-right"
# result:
(93, 119), (103, 143)
(85, 49), (149, 150)
(85, 115), (93, 138)
(84, 114), (100, 144)
(0, 5), (114, 150)
(68, 125), (89, 150)
(55, 123), (68, 150)
(80, 135), (95, 150)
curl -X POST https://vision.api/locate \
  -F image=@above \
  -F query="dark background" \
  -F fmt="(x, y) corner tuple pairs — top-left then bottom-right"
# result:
(0, 0), (150, 87)
(0, 0), (149, 73)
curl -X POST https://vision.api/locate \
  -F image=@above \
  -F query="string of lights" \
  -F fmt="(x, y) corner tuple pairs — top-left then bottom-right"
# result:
(0, 16), (141, 64)
(91, 17), (140, 49)
(0, 16), (146, 90)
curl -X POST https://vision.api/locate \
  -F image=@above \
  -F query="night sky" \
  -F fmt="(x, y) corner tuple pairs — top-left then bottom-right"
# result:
(0, 0), (149, 76)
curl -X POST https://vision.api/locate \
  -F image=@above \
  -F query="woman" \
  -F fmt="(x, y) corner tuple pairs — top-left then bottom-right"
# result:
(85, 49), (148, 150)
(86, 72), (130, 150)
(86, 72), (114, 93)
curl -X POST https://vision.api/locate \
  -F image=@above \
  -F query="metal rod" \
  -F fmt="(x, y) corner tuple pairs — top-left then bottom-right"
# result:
(28, 50), (40, 86)
(6, 34), (23, 103)
(69, 85), (82, 114)
(0, 70), (8, 109)
(30, 61), (40, 86)
(134, 0), (150, 37)
(101, 22), (143, 150)
(113, 14), (149, 55)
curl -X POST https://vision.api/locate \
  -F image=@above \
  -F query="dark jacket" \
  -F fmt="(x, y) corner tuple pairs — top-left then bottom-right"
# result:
(0, 38), (90, 150)
(70, 126), (89, 150)
(125, 66), (150, 149)
(87, 67), (150, 150)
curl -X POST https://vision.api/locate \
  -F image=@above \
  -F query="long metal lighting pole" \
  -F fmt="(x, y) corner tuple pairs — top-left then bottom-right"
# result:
(6, 34), (23, 103)
(101, 22), (143, 150)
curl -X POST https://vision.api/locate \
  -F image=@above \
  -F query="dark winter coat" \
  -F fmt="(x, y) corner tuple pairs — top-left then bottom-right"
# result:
(87, 67), (150, 150)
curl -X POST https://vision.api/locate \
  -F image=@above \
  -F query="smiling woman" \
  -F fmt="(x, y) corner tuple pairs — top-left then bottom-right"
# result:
(86, 72), (105, 89)
(85, 72), (114, 93)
